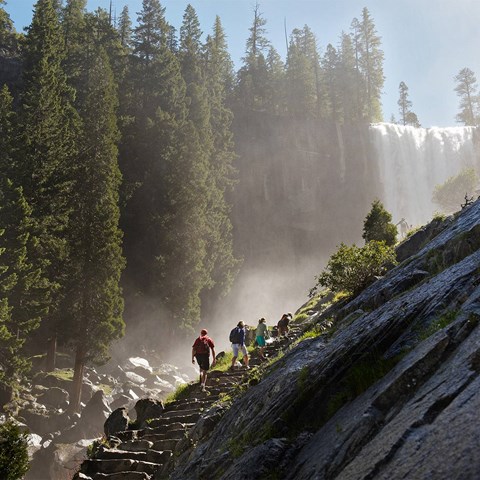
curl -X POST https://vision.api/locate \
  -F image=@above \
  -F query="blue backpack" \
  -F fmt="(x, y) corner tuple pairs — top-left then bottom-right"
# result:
(229, 327), (242, 344)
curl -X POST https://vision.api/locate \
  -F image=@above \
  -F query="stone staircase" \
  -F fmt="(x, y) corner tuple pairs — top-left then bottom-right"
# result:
(74, 325), (305, 480)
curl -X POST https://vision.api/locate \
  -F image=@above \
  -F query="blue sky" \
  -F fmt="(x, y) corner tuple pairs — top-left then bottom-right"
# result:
(7, 0), (480, 127)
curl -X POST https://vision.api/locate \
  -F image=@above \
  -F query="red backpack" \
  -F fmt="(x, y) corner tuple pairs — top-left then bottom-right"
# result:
(194, 336), (210, 354)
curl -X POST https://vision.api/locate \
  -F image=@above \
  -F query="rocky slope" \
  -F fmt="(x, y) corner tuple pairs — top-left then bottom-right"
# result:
(74, 198), (480, 480)
(169, 199), (480, 479)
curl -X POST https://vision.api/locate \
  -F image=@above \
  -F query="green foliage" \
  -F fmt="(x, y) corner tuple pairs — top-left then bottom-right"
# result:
(165, 382), (193, 405)
(432, 168), (478, 213)
(0, 421), (29, 480)
(211, 352), (234, 372)
(86, 436), (109, 459)
(326, 353), (400, 418)
(417, 310), (458, 341)
(363, 199), (397, 246)
(311, 241), (397, 297)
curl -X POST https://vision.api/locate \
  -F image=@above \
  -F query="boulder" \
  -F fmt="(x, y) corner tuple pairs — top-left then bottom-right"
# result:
(110, 394), (134, 411)
(38, 387), (69, 409)
(134, 398), (164, 428)
(104, 408), (130, 437)
(78, 390), (111, 437)
(124, 357), (151, 371)
(124, 371), (146, 385)
(133, 365), (153, 377)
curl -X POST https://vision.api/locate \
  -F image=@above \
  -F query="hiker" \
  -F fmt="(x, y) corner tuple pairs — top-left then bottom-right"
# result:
(256, 318), (269, 360)
(192, 329), (216, 391)
(277, 313), (292, 337)
(396, 217), (409, 238)
(230, 321), (249, 370)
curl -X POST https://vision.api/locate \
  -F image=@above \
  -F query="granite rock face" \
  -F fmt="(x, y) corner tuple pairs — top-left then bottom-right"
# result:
(170, 200), (480, 480)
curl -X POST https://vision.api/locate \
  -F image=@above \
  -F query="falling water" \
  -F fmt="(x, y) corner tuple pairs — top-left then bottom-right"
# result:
(369, 123), (479, 228)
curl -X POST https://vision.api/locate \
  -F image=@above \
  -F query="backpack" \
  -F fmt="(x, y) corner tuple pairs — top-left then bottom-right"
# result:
(195, 336), (210, 354)
(229, 327), (242, 344)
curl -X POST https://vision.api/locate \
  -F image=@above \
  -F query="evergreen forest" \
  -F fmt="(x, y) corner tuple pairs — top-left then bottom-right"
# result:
(2, 0), (470, 407)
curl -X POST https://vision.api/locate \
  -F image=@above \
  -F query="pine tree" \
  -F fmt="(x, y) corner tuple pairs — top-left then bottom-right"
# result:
(68, 47), (125, 412)
(285, 26), (322, 118)
(236, 2), (270, 110)
(352, 9), (384, 122)
(264, 46), (285, 114)
(0, 179), (46, 398)
(117, 5), (132, 50)
(322, 43), (341, 122)
(454, 67), (478, 126)
(17, 0), (81, 369)
(202, 16), (240, 301)
(362, 199), (397, 246)
(338, 31), (358, 123)
(0, 85), (14, 179)
(398, 81), (415, 126)
(0, 0), (20, 56)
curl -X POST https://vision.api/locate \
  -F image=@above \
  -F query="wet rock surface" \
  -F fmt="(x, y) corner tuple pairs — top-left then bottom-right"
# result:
(168, 200), (480, 479)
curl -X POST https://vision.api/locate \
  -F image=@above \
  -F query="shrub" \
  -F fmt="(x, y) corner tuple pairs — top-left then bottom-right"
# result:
(311, 241), (397, 297)
(432, 167), (478, 213)
(363, 199), (397, 246)
(0, 421), (29, 480)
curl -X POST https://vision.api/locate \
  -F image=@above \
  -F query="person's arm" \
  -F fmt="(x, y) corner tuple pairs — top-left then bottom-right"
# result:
(192, 347), (196, 364)
(211, 347), (216, 366)
(240, 328), (246, 346)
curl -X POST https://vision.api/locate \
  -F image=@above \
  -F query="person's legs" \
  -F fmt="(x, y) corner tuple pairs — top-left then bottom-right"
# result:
(200, 368), (207, 388)
(231, 344), (239, 369)
(241, 345), (249, 368)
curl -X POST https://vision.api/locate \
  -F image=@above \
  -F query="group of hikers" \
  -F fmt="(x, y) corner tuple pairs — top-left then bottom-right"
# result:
(191, 313), (293, 391)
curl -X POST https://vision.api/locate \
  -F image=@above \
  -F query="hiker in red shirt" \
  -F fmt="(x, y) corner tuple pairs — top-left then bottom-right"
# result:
(192, 329), (216, 391)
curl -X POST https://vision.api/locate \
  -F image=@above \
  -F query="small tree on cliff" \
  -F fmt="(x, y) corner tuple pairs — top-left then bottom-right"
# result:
(310, 241), (397, 298)
(363, 199), (397, 246)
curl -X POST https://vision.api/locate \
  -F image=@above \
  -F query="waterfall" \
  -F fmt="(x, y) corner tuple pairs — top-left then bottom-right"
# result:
(369, 123), (478, 228)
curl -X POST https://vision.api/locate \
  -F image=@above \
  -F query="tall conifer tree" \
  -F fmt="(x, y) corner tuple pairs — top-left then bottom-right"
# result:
(454, 67), (478, 126)
(68, 47), (125, 411)
(17, 0), (80, 369)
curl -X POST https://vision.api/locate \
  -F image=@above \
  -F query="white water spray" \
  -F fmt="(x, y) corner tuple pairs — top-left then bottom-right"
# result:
(369, 123), (478, 228)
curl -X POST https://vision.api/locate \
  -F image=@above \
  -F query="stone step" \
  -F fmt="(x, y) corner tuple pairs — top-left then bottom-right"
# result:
(140, 430), (185, 444)
(81, 459), (161, 476)
(152, 438), (181, 452)
(97, 449), (147, 462)
(163, 398), (215, 412)
(160, 409), (201, 421)
(117, 440), (154, 452)
(93, 472), (151, 480)
(145, 449), (172, 465)
(142, 420), (195, 434)
(141, 427), (187, 440)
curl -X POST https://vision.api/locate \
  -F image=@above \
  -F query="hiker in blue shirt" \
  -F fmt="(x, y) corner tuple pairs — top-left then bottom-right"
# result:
(230, 321), (249, 370)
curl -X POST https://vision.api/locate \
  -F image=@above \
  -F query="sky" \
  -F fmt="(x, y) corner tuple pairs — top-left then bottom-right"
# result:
(6, 0), (480, 127)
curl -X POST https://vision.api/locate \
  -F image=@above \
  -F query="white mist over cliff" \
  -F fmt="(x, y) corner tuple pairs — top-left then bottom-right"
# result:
(370, 123), (478, 227)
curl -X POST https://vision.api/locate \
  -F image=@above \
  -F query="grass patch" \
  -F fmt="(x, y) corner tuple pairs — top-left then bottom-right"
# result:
(97, 383), (113, 395)
(211, 352), (234, 372)
(48, 368), (73, 382)
(164, 382), (193, 405)
(326, 353), (401, 419)
(293, 313), (308, 323)
(417, 310), (458, 341)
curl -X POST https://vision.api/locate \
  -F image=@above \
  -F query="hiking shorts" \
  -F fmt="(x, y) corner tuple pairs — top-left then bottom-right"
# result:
(232, 343), (248, 357)
(195, 353), (210, 371)
(256, 335), (266, 347)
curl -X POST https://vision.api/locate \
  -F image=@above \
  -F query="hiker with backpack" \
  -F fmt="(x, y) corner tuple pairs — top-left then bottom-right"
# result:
(277, 313), (292, 337)
(192, 329), (216, 391)
(229, 321), (249, 370)
(256, 318), (269, 361)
